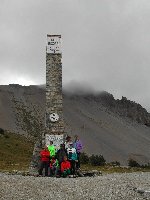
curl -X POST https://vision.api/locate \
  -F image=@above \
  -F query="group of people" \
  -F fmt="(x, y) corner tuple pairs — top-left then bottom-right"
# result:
(39, 135), (83, 177)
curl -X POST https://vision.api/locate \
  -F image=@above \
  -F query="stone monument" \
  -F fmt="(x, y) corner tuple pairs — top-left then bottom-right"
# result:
(45, 34), (64, 149)
(30, 34), (65, 174)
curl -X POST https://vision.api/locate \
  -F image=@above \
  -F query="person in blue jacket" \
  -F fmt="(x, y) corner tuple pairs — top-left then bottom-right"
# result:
(67, 142), (78, 175)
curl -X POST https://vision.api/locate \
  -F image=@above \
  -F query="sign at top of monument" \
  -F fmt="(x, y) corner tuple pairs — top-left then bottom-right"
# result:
(47, 35), (62, 54)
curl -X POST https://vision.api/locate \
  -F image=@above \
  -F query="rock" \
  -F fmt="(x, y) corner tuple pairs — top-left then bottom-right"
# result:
(29, 139), (42, 175)
(136, 188), (150, 198)
(137, 188), (145, 194)
(82, 170), (102, 177)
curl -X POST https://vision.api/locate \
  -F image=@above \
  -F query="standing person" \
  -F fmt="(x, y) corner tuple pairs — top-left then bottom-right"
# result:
(39, 146), (50, 176)
(56, 144), (67, 165)
(73, 135), (83, 170)
(67, 143), (78, 176)
(65, 135), (72, 150)
(61, 156), (71, 177)
(48, 141), (56, 158)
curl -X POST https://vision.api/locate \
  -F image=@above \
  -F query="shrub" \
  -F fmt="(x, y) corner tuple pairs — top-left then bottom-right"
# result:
(80, 152), (89, 164)
(141, 163), (150, 169)
(0, 128), (4, 135)
(4, 134), (10, 139)
(89, 154), (106, 166)
(128, 159), (140, 167)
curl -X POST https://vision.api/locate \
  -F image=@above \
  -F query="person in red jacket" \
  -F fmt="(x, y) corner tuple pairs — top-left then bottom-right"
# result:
(61, 155), (71, 177)
(39, 146), (50, 176)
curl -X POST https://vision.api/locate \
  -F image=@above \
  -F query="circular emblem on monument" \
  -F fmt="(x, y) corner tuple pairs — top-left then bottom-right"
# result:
(49, 113), (59, 122)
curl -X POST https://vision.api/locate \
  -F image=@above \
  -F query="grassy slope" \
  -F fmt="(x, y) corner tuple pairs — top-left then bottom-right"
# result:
(81, 164), (150, 173)
(0, 131), (34, 171)
(0, 131), (149, 173)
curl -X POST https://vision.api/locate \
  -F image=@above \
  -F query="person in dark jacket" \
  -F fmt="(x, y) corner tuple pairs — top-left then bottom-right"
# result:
(39, 146), (50, 176)
(56, 144), (67, 176)
(56, 144), (67, 165)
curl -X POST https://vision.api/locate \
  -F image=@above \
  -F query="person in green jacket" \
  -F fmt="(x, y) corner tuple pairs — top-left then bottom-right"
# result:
(48, 141), (56, 158)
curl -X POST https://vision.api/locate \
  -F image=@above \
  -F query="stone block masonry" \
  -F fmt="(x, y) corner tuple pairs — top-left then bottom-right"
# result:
(44, 34), (65, 149)
(45, 53), (65, 136)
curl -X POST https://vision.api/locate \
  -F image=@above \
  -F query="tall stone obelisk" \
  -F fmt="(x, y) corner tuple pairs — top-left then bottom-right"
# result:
(30, 35), (65, 174)
(45, 35), (64, 149)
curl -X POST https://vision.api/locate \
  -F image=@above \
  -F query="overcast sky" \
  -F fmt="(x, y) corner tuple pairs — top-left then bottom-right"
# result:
(0, 0), (150, 111)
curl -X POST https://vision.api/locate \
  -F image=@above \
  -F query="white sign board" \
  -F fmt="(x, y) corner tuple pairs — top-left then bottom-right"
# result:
(45, 134), (64, 150)
(47, 35), (62, 54)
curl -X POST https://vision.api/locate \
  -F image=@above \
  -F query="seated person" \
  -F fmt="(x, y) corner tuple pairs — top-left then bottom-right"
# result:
(61, 156), (71, 177)
(50, 156), (59, 176)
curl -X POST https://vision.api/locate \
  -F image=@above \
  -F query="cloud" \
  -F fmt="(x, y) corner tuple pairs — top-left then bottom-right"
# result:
(63, 80), (97, 95)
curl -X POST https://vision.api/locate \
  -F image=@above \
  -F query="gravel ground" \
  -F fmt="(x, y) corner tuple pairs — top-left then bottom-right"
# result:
(0, 172), (150, 200)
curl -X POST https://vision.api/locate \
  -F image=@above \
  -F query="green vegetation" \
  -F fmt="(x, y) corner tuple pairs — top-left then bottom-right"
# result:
(80, 152), (89, 164)
(81, 164), (150, 174)
(0, 131), (34, 171)
(80, 152), (150, 173)
(128, 158), (150, 169)
(128, 159), (140, 167)
(80, 152), (106, 166)
(89, 154), (106, 166)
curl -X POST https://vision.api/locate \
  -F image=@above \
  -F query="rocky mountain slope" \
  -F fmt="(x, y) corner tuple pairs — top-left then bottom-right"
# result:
(0, 84), (150, 165)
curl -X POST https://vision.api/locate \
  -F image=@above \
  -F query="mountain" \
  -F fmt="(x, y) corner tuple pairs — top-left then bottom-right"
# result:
(0, 84), (45, 139)
(0, 84), (150, 165)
